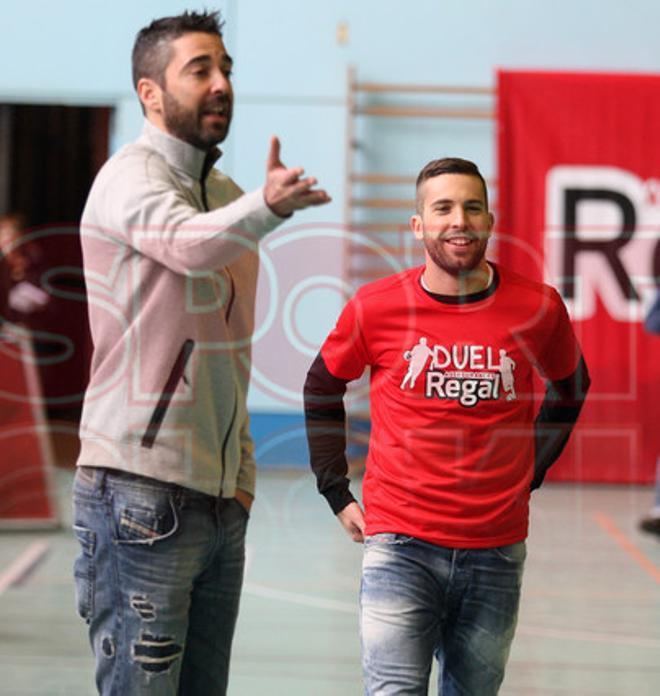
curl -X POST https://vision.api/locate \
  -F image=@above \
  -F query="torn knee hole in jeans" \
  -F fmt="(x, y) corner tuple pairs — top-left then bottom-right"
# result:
(133, 632), (183, 674)
(101, 635), (115, 659)
(130, 593), (156, 621)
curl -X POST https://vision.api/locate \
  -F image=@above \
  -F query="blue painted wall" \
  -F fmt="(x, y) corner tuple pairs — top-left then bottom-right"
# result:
(2, 1), (659, 463)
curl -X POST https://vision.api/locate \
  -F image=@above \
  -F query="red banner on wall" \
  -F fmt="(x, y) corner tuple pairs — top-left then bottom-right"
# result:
(497, 70), (660, 483)
(0, 334), (59, 527)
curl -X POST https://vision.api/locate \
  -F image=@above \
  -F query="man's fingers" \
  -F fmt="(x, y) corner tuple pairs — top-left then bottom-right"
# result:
(264, 136), (332, 214)
(294, 189), (332, 207)
(337, 502), (365, 543)
(279, 167), (306, 185)
(264, 157), (331, 215)
(267, 135), (283, 171)
(283, 176), (328, 196)
(351, 520), (365, 543)
(283, 192), (331, 212)
(282, 176), (318, 196)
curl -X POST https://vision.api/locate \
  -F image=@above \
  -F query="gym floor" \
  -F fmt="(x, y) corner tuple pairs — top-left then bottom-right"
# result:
(0, 468), (658, 695)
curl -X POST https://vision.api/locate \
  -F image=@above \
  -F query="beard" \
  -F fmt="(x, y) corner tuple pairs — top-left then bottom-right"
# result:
(423, 231), (490, 278)
(161, 90), (232, 151)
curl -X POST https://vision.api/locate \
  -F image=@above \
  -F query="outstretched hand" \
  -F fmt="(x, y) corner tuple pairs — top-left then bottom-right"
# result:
(337, 501), (366, 543)
(264, 136), (331, 217)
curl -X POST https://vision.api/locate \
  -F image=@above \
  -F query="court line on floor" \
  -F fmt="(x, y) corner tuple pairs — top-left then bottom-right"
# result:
(242, 581), (659, 648)
(516, 624), (660, 649)
(592, 511), (660, 584)
(243, 581), (356, 613)
(0, 540), (50, 595)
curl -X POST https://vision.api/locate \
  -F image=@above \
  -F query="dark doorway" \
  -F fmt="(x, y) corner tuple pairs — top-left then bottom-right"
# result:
(1, 103), (112, 422)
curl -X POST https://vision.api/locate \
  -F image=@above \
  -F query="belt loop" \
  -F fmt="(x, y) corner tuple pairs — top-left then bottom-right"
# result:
(97, 467), (108, 494)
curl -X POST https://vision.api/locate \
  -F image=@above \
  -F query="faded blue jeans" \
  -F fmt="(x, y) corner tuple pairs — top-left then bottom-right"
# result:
(72, 466), (248, 695)
(360, 534), (526, 695)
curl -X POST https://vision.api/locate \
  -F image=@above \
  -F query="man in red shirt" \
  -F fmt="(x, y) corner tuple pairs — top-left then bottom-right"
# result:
(304, 157), (590, 695)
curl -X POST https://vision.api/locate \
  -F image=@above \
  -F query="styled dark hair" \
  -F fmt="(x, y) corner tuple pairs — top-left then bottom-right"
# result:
(131, 10), (224, 89)
(415, 157), (489, 212)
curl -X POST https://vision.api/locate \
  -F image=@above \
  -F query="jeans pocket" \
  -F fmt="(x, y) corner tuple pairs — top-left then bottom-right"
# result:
(73, 525), (96, 623)
(113, 493), (179, 546)
(72, 467), (101, 504)
(74, 466), (97, 487)
(231, 498), (250, 523)
(491, 541), (527, 564)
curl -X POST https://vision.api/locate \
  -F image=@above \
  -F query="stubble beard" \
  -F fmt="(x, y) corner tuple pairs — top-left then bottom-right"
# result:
(161, 91), (232, 151)
(423, 232), (489, 279)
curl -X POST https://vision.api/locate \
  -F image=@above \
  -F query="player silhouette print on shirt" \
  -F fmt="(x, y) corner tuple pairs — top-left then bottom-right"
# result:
(400, 337), (434, 389)
(399, 338), (517, 408)
(498, 348), (517, 401)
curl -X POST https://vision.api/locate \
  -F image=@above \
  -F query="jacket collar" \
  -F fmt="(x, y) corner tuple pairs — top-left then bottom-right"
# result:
(139, 119), (222, 182)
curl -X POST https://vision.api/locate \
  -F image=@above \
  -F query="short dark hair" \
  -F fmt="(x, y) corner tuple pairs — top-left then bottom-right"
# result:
(415, 157), (489, 213)
(131, 10), (224, 90)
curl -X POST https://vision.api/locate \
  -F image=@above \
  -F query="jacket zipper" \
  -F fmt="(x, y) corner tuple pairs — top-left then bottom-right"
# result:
(200, 160), (238, 493)
(142, 339), (195, 449)
(219, 384), (238, 496)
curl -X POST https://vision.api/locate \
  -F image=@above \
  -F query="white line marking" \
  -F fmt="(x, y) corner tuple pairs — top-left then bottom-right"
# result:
(516, 624), (660, 649)
(242, 575), (659, 648)
(243, 582), (356, 613)
(0, 540), (50, 595)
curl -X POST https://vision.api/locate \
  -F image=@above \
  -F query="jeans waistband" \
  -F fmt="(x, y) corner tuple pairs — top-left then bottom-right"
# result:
(77, 465), (232, 511)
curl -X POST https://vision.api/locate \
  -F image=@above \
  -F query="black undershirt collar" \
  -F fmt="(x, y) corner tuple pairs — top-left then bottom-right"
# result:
(420, 263), (499, 305)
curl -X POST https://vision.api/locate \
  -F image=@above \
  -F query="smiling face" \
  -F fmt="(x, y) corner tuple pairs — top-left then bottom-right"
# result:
(138, 31), (233, 150)
(411, 173), (494, 284)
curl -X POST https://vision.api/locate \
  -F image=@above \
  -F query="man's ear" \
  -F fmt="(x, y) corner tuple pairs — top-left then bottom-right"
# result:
(136, 78), (163, 116)
(410, 214), (424, 241)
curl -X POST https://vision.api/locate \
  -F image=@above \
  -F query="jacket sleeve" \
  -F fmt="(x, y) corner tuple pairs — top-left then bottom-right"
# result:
(532, 355), (591, 490)
(84, 149), (283, 275)
(304, 352), (357, 514)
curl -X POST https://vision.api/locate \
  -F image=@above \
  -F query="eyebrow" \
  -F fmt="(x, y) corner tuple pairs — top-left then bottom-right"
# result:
(180, 52), (234, 73)
(431, 199), (453, 207)
(430, 198), (485, 207)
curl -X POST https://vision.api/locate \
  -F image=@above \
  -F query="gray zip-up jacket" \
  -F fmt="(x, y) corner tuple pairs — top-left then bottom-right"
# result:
(77, 120), (283, 497)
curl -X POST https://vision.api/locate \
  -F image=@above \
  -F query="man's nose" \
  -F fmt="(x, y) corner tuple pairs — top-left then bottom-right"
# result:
(210, 69), (231, 93)
(450, 207), (467, 228)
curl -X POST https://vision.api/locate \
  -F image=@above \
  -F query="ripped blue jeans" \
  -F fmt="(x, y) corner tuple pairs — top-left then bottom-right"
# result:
(360, 534), (525, 695)
(72, 466), (248, 695)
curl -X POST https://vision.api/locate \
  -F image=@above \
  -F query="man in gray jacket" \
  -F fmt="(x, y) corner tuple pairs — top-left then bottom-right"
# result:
(73, 10), (329, 695)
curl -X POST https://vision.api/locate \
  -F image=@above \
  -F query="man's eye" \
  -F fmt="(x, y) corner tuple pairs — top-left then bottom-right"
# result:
(192, 69), (209, 77)
(222, 68), (233, 78)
